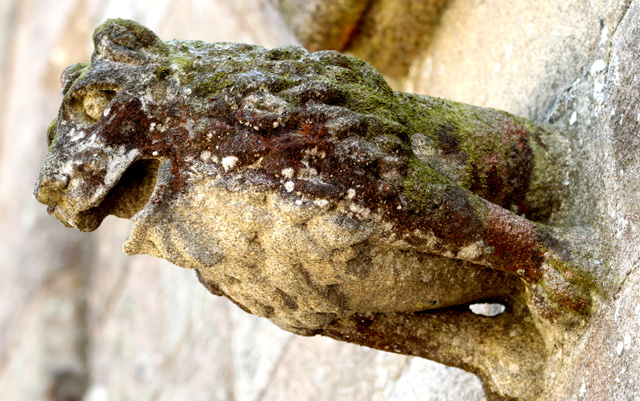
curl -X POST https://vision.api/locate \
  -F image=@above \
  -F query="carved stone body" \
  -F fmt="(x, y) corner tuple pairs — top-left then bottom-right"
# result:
(35, 20), (598, 400)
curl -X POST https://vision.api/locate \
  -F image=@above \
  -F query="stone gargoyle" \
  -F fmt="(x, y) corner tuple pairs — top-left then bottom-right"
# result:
(35, 19), (600, 401)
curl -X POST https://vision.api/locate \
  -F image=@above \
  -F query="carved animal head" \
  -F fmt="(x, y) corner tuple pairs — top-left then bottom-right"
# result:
(35, 19), (414, 231)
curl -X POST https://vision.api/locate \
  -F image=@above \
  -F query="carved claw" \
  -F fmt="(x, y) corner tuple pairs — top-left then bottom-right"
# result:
(322, 300), (546, 401)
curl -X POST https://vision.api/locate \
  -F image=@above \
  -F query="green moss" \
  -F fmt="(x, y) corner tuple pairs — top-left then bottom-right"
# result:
(61, 63), (90, 95)
(398, 93), (552, 207)
(267, 45), (306, 61)
(546, 253), (597, 291)
(192, 72), (235, 96)
(172, 55), (195, 72)
(75, 64), (91, 82)
(403, 156), (450, 213)
(546, 256), (572, 275)
(374, 134), (406, 155)
(46, 117), (59, 147)
(270, 76), (298, 93)
(93, 19), (168, 54)
(154, 64), (172, 79)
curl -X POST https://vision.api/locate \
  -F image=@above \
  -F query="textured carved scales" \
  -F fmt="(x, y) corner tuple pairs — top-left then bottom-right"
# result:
(35, 20), (598, 401)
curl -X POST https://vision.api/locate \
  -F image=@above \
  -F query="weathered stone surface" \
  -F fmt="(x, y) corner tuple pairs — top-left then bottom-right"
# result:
(541, 2), (640, 399)
(403, 0), (640, 399)
(4, 0), (640, 400)
(33, 19), (603, 400)
(403, 0), (627, 120)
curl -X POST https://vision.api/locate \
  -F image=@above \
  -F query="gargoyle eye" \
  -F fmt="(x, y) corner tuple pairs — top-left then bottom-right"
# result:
(82, 90), (117, 121)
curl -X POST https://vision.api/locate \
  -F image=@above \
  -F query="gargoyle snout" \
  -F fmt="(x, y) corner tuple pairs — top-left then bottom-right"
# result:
(34, 172), (70, 207)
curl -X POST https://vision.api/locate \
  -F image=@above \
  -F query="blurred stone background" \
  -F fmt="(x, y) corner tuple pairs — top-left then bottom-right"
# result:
(0, 0), (638, 400)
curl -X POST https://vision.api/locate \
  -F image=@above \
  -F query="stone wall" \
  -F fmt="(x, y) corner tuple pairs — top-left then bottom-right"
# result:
(1, 0), (637, 400)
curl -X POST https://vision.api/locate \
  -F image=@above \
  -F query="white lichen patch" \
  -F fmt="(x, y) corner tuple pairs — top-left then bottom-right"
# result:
(624, 333), (632, 350)
(200, 150), (212, 162)
(411, 134), (435, 152)
(504, 43), (513, 60)
(457, 242), (483, 260)
(590, 59), (607, 75)
(579, 382), (587, 398)
(180, 121), (197, 139)
(284, 181), (295, 192)
(348, 202), (371, 218)
(297, 167), (319, 180)
(70, 129), (86, 142)
(221, 156), (239, 171)
(281, 167), (294, 179)
(346, 188), (356, 199)
(304, 147), (326, 159)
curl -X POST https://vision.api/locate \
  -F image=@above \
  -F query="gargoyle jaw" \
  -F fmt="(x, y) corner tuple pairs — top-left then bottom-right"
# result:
(93, 158), (160, 220)
(39, 158), (160, 232)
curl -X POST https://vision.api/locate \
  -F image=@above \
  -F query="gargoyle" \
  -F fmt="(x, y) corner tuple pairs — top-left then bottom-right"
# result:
(35, 19), (598, 400)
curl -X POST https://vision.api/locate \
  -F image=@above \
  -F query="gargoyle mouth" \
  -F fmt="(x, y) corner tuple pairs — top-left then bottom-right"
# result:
(71, 158), (160, 231)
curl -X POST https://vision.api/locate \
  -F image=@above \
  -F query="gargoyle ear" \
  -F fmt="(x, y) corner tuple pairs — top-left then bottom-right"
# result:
(92, 19), (167, 64)
(60, 62), (89, 95)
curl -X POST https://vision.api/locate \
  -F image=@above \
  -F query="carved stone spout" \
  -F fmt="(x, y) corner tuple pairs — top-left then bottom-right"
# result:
(34, 19), (599, 400)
